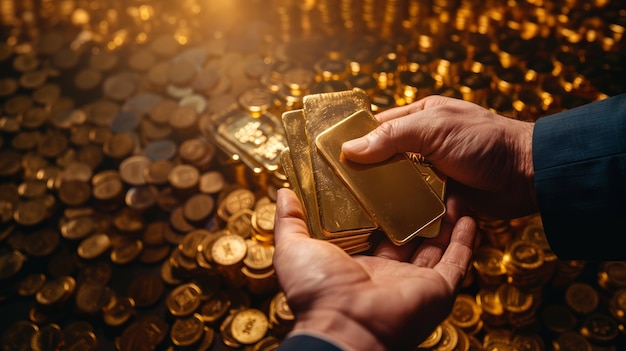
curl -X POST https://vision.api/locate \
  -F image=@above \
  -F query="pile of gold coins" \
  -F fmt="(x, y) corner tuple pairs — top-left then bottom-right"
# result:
(1, 0), (625, 350)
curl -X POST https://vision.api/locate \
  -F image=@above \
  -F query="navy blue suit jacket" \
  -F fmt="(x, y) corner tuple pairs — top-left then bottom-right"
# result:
(534, 93), (626, 260)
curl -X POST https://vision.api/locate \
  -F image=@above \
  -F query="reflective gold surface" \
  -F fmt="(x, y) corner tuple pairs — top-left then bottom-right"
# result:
(315, 108), (445, 244)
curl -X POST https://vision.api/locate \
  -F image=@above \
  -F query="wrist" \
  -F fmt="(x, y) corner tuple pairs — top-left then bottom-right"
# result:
(291, 309), (385, 351)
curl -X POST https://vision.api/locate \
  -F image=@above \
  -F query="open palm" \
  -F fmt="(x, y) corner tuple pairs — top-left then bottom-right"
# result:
(273, 188), (476, 351)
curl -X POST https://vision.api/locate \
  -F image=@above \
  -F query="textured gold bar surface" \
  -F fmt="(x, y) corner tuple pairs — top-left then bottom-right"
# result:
(302, 89), (376, 236)
(315, 109), (445, 245)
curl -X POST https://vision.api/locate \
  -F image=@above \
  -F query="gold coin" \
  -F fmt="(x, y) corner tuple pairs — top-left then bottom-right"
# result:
(74, 68), (103, 91)
(118, 315), (168, 351)
(211, 234), (247, 267)
(4, 94), (34, 115)
(219, 313), (242, 348)
(432, 320), (459, 351)
(110, 239), (143, 265)
(128, 48), (157, 72)
(32, 83), (61, 105)
(179, 137), (210, 164)
(17, 179), (48, 199)
(19, 70), (47, 89)
(112, 208), (145, 234)
(31, 323), (64, 351)
(273, 291), (294, 322)
(182, 193), (215, 224)
(167, 58), (196, 86)
(103, 71), (138, 101)
(199, 171), (226, 195)
(35, 276), (76, 306)
(103, 296), (136, 327)
(252, 336), (280, 351)
(2, 321), (40, 351)
(119, 155), (151, 186)
(198, 290), (231, 324)
(24, 228), (60, 257)
(37, 130), (69, 158)
(103, 132), (136, 161)
(147, 60), (170, 88)
(0, 77), (18, 97)
(13, 199), (48, 226)
(166, 282), (202, 317)
(160, 259), (183, 286)
(252, 202), (276, 233)
(168, 105), (198, 132)
(418, 324), (443, 349)
(149, 34), (180, 58)
(565, 282), (599, 315)
(128, 274), (165, 308)
(77, 233), (111, 260)
(139, 245), (171, 264)
(503, 239), (544, 271)
(13, 53), (40, 72)
(57, 179), (91, 206)
(17, 273), (47, 297)
(11, 130), (41, 151)
(198, 230), (227, 265)
(142, 221), (168, 246)
(224, 188), (256, 216)
(243, 239), (274, 272)
(0, 249), (26, 280)
(230, 308), (269, 345)
(89, 51), (119, 71)
(170, 313), (205, 347)
(448, 294), (482, 330)
(167, 164), (200, 192)
(227, 209), (254, 239)
(19, 106), (48, 129)
(125, 185), (158, 211)
(144, 159), (174, 186)
(52, 48), (80, 70)
(75, 282), (114, 315)
(169, 206), (196, 233)
(179, 229), (211, 259)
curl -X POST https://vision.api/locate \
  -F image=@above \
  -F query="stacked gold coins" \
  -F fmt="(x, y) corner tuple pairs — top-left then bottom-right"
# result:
(1, 1), (626, 351)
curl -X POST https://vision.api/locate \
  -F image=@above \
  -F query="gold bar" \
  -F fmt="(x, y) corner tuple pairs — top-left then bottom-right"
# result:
(315, 109), (445, 245)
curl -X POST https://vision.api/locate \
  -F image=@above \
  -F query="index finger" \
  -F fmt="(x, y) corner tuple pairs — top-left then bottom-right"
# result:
(374, 95), (457, 123)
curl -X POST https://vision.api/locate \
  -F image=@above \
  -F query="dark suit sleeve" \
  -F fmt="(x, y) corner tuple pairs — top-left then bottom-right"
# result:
(532, 93), (626, 260)
(276, 334), (345, 351)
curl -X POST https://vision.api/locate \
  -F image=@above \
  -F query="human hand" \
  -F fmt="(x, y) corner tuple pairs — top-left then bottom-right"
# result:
(342, 95), (537, 219)
(273, 187), (476, 351)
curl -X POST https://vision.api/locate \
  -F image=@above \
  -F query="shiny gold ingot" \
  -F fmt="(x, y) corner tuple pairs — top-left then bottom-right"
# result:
(301, 89), (377, 237)
(316, 109), (445, 244)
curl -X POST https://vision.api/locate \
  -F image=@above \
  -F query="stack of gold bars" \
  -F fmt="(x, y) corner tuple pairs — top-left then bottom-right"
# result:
(279, 88), (447, 254)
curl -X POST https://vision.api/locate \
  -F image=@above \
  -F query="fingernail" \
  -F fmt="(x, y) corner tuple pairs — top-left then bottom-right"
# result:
(343, 137), (369, 153)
